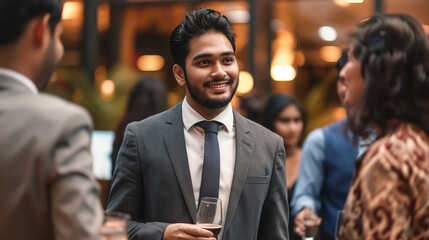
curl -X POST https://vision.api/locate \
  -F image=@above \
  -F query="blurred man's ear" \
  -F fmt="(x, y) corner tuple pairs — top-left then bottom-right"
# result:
(33, 14), (51, 48)
(173, 64), (186, 87)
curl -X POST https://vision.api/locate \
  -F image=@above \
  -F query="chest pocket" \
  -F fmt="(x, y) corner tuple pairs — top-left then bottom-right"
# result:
(245, 175), (270, 184)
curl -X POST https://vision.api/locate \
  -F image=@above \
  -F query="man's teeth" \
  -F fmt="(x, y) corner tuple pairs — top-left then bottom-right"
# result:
(209, 83), (227, 88)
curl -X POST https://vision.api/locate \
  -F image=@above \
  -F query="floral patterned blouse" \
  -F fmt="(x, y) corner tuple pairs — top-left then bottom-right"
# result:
(340, 123), (429, 240)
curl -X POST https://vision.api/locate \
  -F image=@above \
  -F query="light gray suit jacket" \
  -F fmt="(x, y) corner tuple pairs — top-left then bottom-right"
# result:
(107, 102), (289, 240)
(0, 74), (103, 240)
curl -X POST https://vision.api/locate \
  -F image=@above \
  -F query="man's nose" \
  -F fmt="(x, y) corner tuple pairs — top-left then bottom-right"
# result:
(210, 62), (227, 78)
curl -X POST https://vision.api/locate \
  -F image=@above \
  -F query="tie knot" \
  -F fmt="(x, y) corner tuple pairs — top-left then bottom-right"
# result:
(196, 121), (220, 134)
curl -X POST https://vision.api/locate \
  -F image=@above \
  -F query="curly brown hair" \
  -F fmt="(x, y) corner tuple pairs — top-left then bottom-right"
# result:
(347, 13), (429, 142)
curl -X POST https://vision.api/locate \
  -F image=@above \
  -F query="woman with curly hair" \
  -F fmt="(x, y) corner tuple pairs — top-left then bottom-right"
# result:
(339, 14), (429, 239)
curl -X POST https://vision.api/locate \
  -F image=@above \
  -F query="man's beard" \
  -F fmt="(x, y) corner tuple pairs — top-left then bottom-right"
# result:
(185, 75), (238, 109)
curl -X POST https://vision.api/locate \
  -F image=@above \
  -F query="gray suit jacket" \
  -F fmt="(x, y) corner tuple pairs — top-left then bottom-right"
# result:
(0, 74), (103, 240)
(107, 102), (289, 240)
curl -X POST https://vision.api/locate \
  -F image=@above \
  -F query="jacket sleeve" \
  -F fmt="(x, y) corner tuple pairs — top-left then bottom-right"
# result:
(48, 107), (103, 240)
(106, 123), (169, 240)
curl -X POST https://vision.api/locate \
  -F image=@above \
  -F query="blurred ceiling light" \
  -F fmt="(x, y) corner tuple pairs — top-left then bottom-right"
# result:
(320, 46), (342, 62)
(236, 71), (254, 95)
(345, 0), (364, 3)
(318, 26), (337, 41)
(100, 80), (115, 101)
(137, 55), (165, 71)
(271, 65), (296, 81)
(334, 0), (350, 7)
(225, 10), (250, 24)
(62, 2), (82, 21)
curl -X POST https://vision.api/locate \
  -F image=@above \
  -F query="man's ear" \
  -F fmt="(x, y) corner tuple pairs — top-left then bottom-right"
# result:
(33, 14), (51, 48)
(173, 64), (186, 87)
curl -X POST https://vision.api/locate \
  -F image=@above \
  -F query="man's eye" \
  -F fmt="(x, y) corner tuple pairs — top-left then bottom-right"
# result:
(223, 58), (234, 63)
(198, 60), (210, 65)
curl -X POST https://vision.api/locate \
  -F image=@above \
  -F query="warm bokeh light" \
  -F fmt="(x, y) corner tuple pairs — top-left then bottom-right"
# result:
(345, 0), (364, 3)
(320, 46), (342, 63)
(318, 26), (337, 41)
(225, 10), (250, 24)
(333, 107), (347, 121)
(423, 25), (429, 34)
(98, 3), (110, 32)
(136, 55), (165, 71)
(236, 71), (254, 95)
(334, 0), (350, 7)
(271, 65), (296, 81)
(100, 80), (115, 101)
(62, 2), (83, 21)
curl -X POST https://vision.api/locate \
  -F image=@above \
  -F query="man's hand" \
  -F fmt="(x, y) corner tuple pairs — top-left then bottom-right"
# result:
(162, 223), (216, 240)
(294, 207), (322, 236)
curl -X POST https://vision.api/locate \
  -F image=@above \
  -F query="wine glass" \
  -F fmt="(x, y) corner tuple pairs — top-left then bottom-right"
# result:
(102, 211), (131, 240)
(302, 215), (319, 240)
(196, 197), (223, 239)
(334, 210), (345, 240)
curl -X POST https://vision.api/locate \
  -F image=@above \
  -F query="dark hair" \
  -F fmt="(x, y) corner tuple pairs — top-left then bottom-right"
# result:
(336, 49), (348, 72)
(111, 76), (168, 172)
(0, 0), (62, 46)
(348, 13), (429, 141)
(169, 8), (236, 71)
(262, 94), (306, 132)
(114, 76), (168, 146)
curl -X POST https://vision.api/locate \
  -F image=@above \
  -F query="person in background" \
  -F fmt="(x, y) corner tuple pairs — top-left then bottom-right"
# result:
(263, 94), (305, 240)
(0, 0), (103, 239)
(238, 94), (266, 124)
(106, 8), (289, 240)
(292, 50), (358, 240)
(111, 76), (168, 174)
(339, 13), (429, 239)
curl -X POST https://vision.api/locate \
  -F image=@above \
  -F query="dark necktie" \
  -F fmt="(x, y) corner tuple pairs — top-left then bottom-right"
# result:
(196, 121), (221, 204)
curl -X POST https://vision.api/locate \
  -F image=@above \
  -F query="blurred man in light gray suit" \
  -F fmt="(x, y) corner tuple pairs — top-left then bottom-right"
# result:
(107, 8), (289, 240)
(0, 0), (103, 239)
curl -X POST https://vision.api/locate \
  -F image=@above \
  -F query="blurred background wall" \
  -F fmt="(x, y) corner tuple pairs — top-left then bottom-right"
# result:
(47, 0), (429, 136)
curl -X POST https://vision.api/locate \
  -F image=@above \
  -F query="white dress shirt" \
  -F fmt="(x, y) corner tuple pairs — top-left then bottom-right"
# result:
(182, 97), (236, 229)
(0, 68), (38, 94)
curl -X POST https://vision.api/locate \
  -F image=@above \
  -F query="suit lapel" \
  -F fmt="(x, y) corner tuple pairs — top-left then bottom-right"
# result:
(224, 112), (255, 232)
(163, 103), (197, 222)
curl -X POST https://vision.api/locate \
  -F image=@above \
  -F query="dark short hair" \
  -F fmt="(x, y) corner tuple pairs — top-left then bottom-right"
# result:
(348, 13), (429, 141)
(262, 94), (306, 132)
(169, 8), (236, 71)
(0, 0), (62, 46)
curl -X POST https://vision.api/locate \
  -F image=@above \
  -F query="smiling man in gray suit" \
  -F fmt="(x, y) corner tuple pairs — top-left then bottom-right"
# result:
(107, 8), (289, 240)
(0, 0), (103, 239)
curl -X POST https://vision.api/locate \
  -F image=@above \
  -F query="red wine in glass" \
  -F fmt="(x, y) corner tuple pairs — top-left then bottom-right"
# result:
(198, 223), (222, 238)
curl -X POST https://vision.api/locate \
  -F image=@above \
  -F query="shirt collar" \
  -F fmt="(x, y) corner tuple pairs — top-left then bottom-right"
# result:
(0, 68), (38, 94)
(182, 96), (234, 132)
